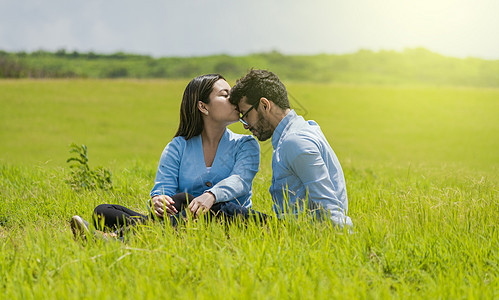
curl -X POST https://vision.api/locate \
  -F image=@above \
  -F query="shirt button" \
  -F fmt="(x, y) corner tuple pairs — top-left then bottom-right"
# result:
(205, 181), (212, 187)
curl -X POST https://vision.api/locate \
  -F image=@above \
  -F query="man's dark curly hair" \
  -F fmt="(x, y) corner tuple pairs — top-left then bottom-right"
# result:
(230, 69), (290, 109)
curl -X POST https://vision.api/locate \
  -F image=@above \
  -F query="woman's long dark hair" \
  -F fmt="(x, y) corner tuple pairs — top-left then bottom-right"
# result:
(174, 74), (225, 140)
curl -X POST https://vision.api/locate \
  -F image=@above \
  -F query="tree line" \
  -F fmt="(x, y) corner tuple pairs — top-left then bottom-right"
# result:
(1, 48), (498, 87)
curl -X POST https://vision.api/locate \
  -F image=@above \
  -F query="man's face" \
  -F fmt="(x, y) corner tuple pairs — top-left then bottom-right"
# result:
(238, 96), (273, 141)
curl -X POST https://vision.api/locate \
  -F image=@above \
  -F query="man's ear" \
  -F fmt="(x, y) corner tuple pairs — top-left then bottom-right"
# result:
(260, 97), (271, 112)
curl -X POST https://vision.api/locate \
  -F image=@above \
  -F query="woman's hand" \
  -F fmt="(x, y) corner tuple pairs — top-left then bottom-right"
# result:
(188, 192), (215, 217)
(151, 195), (178, 217)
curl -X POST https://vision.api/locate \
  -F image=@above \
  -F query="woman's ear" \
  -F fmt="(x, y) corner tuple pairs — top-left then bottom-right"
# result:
(198, 101), (209, 115)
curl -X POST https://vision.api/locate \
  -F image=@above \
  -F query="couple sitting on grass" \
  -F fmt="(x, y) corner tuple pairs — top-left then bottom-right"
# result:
(71, 69), (353, 241)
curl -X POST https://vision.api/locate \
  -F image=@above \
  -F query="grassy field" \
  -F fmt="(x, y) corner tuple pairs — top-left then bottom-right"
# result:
(0, 79), (498, 298)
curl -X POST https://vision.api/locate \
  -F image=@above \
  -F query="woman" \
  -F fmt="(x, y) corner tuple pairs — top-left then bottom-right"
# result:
(71, 74), (260, 240)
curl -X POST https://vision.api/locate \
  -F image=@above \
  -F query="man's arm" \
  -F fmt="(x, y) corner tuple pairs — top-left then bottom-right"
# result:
(286, 135), (348, 222)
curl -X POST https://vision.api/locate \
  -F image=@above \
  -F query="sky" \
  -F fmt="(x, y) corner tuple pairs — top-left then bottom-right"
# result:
(1, 0), (498, 59)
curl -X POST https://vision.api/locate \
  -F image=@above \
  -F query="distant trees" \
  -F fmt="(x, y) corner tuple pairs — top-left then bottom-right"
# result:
(213, 55), (245, 77)
(101, 66), (128, 78)
(0, 48), (498, 87)
(0, 52), (26, 78)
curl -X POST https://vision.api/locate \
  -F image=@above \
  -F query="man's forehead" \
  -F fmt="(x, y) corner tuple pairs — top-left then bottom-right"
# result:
(238, 96), (250, 107)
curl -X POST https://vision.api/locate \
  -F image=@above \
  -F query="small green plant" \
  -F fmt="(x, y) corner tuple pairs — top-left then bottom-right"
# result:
(66, 143), (113, 191)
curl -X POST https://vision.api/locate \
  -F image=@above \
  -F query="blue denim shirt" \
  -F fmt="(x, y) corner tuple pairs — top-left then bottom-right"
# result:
(150, 128), (260, 208)
(270, 110), (353, 227)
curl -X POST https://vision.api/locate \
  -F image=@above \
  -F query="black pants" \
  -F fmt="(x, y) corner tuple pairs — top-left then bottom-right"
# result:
(93, 192), (194, 230)
(93, 193), (269, 232)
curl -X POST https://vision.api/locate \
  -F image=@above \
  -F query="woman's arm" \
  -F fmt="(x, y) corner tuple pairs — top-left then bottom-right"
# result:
(207, 135), (260, 203)
(187, 136), (260, 216)
(149, 138), (183, 216)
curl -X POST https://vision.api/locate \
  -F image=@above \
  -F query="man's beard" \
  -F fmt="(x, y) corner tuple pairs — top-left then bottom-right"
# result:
(252, 111), (273, 141)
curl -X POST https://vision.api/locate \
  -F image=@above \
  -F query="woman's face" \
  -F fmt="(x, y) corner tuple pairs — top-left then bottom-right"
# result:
(203, 79), (239, 123)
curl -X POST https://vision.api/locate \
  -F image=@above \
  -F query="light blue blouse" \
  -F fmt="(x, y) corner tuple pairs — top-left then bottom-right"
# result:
(150, 128), (260, 208)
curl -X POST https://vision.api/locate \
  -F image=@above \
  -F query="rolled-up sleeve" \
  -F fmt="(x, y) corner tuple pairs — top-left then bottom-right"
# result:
(150, 138), (183, 198)
(208, 136), (260, 203)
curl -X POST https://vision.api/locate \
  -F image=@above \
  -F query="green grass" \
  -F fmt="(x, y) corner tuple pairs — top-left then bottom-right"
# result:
(0, 80), (498, 298)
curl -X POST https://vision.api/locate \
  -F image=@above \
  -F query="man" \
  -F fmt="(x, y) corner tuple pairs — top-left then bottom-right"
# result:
(230, 69), (353, 228)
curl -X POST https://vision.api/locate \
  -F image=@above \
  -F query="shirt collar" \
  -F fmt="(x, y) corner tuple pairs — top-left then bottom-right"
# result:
(271, 109), (297, 149)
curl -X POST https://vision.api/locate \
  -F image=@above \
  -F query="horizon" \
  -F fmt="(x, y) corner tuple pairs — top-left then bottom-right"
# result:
(2, 47), (498, 61)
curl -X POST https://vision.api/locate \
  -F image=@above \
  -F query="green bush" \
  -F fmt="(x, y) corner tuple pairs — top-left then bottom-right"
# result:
(66, 143), (113, 191)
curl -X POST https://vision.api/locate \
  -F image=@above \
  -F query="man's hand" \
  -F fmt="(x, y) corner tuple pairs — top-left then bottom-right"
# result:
(151, 195), (178, 217)
(188, 192), (215, 217)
